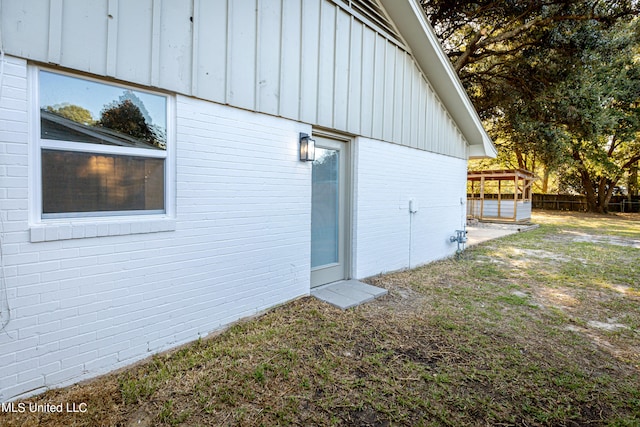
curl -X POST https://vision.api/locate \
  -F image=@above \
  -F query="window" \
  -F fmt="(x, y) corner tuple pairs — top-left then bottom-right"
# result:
(36, 69), (170, 218)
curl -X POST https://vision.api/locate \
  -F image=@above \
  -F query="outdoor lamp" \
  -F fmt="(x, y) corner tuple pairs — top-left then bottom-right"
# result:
(299, 133), (315, 161)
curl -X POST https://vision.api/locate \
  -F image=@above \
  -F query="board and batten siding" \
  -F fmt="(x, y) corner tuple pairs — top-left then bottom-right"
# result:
(1, 0), (468, 159)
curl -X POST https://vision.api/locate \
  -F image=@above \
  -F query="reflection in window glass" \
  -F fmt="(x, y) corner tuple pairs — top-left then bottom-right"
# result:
(42, 150), (164, 215)
(39, 71), (167, 150)
(37, 69), (169, 218)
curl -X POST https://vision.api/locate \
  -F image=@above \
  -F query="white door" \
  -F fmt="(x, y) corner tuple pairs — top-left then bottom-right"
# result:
(310, 135), (349, 288)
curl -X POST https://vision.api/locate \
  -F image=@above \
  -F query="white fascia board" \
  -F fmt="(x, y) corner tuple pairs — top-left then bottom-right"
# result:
(469, 138), (497, 159)
(379, 0), (497, 159)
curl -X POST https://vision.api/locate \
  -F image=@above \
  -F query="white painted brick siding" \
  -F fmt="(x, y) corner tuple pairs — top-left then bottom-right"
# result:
(354, 137), (468, 278)
(1, 56), (472, 402)
(0, 57), (311, 401)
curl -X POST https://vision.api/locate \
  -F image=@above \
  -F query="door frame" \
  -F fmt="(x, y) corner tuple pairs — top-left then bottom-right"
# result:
(310, 129), (353, 288)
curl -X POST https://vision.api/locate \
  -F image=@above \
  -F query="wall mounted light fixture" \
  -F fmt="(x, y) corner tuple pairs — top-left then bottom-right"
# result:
(299, 133), (315, 162)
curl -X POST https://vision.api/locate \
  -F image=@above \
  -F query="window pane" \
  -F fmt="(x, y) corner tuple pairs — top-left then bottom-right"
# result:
(39, 71), (167, 150)
(42, 150), (164, 214)
(311, 148), (340, 268)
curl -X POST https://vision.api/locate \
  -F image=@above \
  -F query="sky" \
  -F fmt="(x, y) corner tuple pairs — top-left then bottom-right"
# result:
(39, 70), (167, 129)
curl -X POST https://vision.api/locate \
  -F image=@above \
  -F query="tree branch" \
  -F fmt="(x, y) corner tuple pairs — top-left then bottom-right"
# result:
(621, 154), (640, 171)
(453, 29), (485, 72)
(453, 11), (639, 72)
(607, 134), (618, 157)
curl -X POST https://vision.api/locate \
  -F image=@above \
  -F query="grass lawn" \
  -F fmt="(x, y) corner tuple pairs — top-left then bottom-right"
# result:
(2, 210), (639, 426)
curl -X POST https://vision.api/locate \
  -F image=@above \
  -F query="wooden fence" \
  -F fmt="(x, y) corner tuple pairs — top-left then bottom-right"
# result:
(532, 194), (640, 212)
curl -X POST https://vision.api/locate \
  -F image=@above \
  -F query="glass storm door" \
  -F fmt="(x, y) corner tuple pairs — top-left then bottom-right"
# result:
(311, 136), (348, 288)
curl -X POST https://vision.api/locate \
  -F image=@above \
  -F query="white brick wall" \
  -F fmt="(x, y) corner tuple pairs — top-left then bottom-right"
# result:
(0, 55), (471, 402)
(354, 137), (467, 278)
(0, 56), (312, 401)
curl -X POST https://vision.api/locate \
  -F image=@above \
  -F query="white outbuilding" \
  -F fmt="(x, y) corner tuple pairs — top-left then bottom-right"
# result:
(0, 0), (495, 400)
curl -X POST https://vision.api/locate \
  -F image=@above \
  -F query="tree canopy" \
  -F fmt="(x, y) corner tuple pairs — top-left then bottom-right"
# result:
(46, 104), (94, 126)
(98, 95), (166, 149)
(422, 1), (640, 212)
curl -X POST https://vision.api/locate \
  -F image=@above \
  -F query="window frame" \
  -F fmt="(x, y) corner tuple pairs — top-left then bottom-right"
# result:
(29, 65), (176, 236)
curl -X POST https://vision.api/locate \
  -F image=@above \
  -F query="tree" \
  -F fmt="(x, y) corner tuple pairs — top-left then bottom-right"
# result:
(491, 17), (639, 212)
(422, 1), (638, 74)
(421, 1), (640, 212)
(520, 19), (640, 212)
(46, 103), (94, 125)
(552, 20), (640, 212)
(98, 98), (165, 149)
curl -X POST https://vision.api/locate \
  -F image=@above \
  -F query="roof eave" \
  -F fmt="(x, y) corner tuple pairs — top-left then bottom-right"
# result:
(378, 0), (497, 159)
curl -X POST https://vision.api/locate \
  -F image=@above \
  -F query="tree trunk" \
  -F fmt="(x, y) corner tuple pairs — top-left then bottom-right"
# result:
(573, 150), (597, 212)
(574, 149), (608, 213)
(542, 167), (550, 193)
(515, 149), (525, 169)
(598, 176), (620, 213)
(604, 182), (616, 212)
(582, 174), (602, 213)
(630, 162), (638, 197)
(597, 178), (609, 213)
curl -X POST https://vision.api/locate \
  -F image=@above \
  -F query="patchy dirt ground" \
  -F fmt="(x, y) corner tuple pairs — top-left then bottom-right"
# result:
(477, 212), (640, 371)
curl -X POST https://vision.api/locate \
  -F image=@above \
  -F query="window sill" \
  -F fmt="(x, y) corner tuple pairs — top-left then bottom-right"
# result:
(30, 217), (176, 242)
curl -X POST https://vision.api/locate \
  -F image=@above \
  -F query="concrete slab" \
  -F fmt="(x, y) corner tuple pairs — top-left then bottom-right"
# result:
(311, 279), (388, 310)
(466, 223), (539, 247)
(466, 226), (517, 246)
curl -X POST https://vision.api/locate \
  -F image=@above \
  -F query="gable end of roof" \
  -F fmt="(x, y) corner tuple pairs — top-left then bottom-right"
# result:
(378, 0), (497, 158)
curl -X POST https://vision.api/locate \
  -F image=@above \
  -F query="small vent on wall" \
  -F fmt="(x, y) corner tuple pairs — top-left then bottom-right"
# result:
(335, 0), (404, 45)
